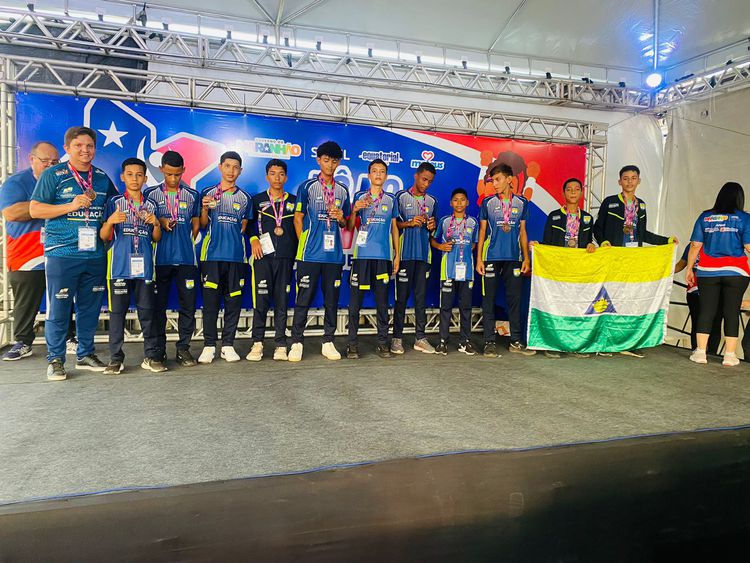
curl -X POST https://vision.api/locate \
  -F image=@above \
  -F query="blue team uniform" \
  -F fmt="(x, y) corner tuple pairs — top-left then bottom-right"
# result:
(0, 168), (45, 271)
(144, 183), (200, 266)
(690, 210), (750, 277)
(434, 214), (479, 281)
(104, 195), (157, 280)
(295, 178), (352, 264)
(352, 190), (398, 260)
(199, 186), (251, 263)
(479, 193), (529, 261)
(395, 189), (438, 263)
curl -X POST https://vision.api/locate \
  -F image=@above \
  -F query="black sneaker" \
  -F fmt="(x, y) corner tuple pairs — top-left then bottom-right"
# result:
(510, 342), (537, 356)
(142, 358), (168, 373)
(458, 341), (477, 356)
(376, 343), (391, 358)
(483, 342), (499, 358)
(76, 354), (106, 372)
(176, 348), (197, 367)
(346, 344), (360, 359)
(435, 341), (448, 355)
(46, 358), (67, 381)
(103, 361), (124, 375)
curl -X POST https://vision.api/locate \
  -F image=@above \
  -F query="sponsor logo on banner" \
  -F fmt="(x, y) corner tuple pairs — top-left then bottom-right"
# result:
(310, 147), (350, 161)
(358, 150), (403, 164)
(235, 137), (302, 160)
(411, 150), (445, 170)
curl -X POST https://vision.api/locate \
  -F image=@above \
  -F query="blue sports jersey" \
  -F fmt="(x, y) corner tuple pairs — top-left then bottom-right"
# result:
(396, 189), (438, 262)
(199, 185), (251, 263)
(690, 210), (750, 277)
(144, 183), (200, 266)
(479, 193), (529, 261)
(105, 194), (157, 280)
(31, 162), (118, 259)
(434, 214), (479, 281)
(352, 189), (398, 261)
(0, 168), (45, 271)
(295, 177), (352, 264)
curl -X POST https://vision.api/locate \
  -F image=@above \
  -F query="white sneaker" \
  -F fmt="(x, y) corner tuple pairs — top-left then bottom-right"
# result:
(246, 342), (263, 361)
(221, 345), (241, 362)
(689, 348), (707, 364)
(288, 342), (303, 362)
(273, 346), (288, 361)
(197, 346), (215, 364)
(722, 353), (740, 367)
(321, 342), (341, 360)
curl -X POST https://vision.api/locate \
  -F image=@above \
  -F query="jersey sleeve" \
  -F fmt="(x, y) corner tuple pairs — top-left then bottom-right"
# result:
(191, 192), (201, 218)
(430, 196), (438, 220)
(104, 197), (116, 221)
(479, 199), (488, 222)
(341, 189), (352, 218)
(0, 176), (25, 210)
(520, 197), (529, 222)
(742, 214), (750, 245)
(30, 168), (57, 204)
(105, 178), (119, 200)
(542, 213), (554, 244)
(690, 215), (704, 243)
(295, 184), (309, 214)
(433, 216), (444, 242)
(247, 196), (259, 239)
(396, 192), (406, 221)
(680, 244), (690, 261)
(471, 218), (479, 244)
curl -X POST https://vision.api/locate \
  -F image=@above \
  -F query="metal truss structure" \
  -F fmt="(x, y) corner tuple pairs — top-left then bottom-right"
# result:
(0, 7), (652, 110)
(0, 7), (614, 345)
(654, 55), (750, 110)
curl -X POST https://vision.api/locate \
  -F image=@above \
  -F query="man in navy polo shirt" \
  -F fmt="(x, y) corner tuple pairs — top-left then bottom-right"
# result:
(144, 150), (201, 367)
(198, 151), (251, 364)
(0, 141), (59, 361)
(30, 126), (118, 381)
(289, 141), (351, 362)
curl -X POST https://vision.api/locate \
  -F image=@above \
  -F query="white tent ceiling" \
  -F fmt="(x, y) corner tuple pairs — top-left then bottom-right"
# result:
(91, 0), (750, 74)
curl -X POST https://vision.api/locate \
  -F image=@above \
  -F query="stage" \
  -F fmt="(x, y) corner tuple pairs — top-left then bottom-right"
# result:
(1, 340), (749, 561)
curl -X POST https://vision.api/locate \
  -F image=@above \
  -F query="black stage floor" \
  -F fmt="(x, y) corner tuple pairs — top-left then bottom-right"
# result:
(1, 340), (749, 561)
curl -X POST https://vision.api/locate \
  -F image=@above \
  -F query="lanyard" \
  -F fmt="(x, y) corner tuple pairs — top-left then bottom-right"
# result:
(124, 192), (145, 255)
(562, 206), (580, 239)
(500, 196), (512, 224)
(363, 189), (384, 228)
(68, 164), (94, 224)
(262, 190), (285, 233)
(621, 193), (638, 226)
(162, 183), (181, 223)
(409, 187), (427, 217)
(447, 214), (467, 262)
(319, 174), (336, 229)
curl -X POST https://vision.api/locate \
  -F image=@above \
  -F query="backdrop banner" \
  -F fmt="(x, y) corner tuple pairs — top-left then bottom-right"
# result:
(16, 92), (586, 312)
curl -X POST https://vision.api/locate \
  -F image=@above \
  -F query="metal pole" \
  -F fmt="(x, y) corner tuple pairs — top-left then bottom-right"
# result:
(653, 0), (660, 71)
(0, 79), (10, 345)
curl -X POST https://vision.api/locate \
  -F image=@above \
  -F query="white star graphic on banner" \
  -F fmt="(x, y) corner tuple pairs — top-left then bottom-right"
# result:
(98, 121), (128, 148)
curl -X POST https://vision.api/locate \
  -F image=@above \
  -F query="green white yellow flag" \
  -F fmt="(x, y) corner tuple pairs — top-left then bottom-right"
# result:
(527, 245), (675, 353)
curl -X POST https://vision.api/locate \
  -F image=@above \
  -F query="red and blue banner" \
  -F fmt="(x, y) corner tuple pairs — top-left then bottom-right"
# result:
(15, 92), (586, 312)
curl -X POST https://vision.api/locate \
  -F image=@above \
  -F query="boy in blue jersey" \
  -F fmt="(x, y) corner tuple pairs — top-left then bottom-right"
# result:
(246, 159), (298, 362)
(392, 162), (439, 355)
(345, 158), (400, 359)
(144, 151), (201, 367)
(432, 188), (478, 356)
(197, 151), (251, 364)
(100, 158), (164, 374)
(289, 141), (352, 362)
(30, 126), (119, 381)
(476, 162), (535, 358)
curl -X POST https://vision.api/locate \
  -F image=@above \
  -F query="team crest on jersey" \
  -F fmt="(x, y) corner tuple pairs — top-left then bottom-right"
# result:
(381, 204), (388, 212)
(232, 202), (241, 211)
(583, 216), (591, 223)
(335, 199), (341, 206)
(55, 169), (67, 177)
(185, 279), (195, 289)
(62, 187), (73, 194)
(512, 208), (518, 214)
(286, 202), (294, 211)
(467, 227), (473, 233)
(179, 201), (188, 209)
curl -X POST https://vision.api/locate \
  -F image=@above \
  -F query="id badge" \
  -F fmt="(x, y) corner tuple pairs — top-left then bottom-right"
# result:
(625, 241), (638, 248)
(323, 231), (336, 252)
(40, 227), (45, 245)
(455, 262), (467, 281)
(356, 229), (368, 247)
(78, 226), (97, 252)
(130, 255), (145, 278)
(259, 232), (275, 255)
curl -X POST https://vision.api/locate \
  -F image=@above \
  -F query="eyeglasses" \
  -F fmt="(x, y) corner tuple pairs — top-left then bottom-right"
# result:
(32, 155), (60, 165)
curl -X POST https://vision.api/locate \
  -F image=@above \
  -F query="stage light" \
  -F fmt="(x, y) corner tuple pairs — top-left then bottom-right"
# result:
(645, 72), (663, 88)
(367, 43), (373, 58)
(415, 51), (422, 64)
(97, 8), (105, 21)
(162, 19), (169, 30)
(26, 2), (34, 12)
(315, 36), (322, 51)
(462, 59), (468, 70)
(618, 81), (626, 88)
(504, 64), (510, 74)
(545, 71), (552, 79)
(136, 4), (147, 26)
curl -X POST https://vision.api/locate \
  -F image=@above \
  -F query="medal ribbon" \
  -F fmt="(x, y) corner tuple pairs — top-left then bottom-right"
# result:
(563, 207), (580, 241)
(266, 190), (285, 234)
(623, 195), (638, 227)
(409, 187), (427, 218)
(124, 192), (145, 255)
(447, 214), (467, 263)
(68, 164), (94, 224)
(319, 174), (336, 229)
(162, 183), (181, 224)
(364, 189), (384, 228)
(500, 196), (512, 225)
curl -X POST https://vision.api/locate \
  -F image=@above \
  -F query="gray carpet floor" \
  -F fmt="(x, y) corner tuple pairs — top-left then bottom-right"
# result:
(1, 338), (748, 504)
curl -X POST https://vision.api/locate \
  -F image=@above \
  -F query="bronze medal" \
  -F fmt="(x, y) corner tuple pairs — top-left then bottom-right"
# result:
(623, 224), (633, 234)
(208, 200), (218, 209)
(274, 226), (284, 236)
(567, 238), (578, 248)
(168, 219), (178, 229)
(502, 223), (511, 233)
(138, 209), (149, 221)
(85, 188), (97, 200)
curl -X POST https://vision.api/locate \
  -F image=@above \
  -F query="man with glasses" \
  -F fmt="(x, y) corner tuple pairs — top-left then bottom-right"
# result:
(0, 142), (59, 361)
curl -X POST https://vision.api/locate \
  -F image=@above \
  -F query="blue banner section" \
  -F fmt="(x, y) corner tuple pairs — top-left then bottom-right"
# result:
(16, 92), (561, 319)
